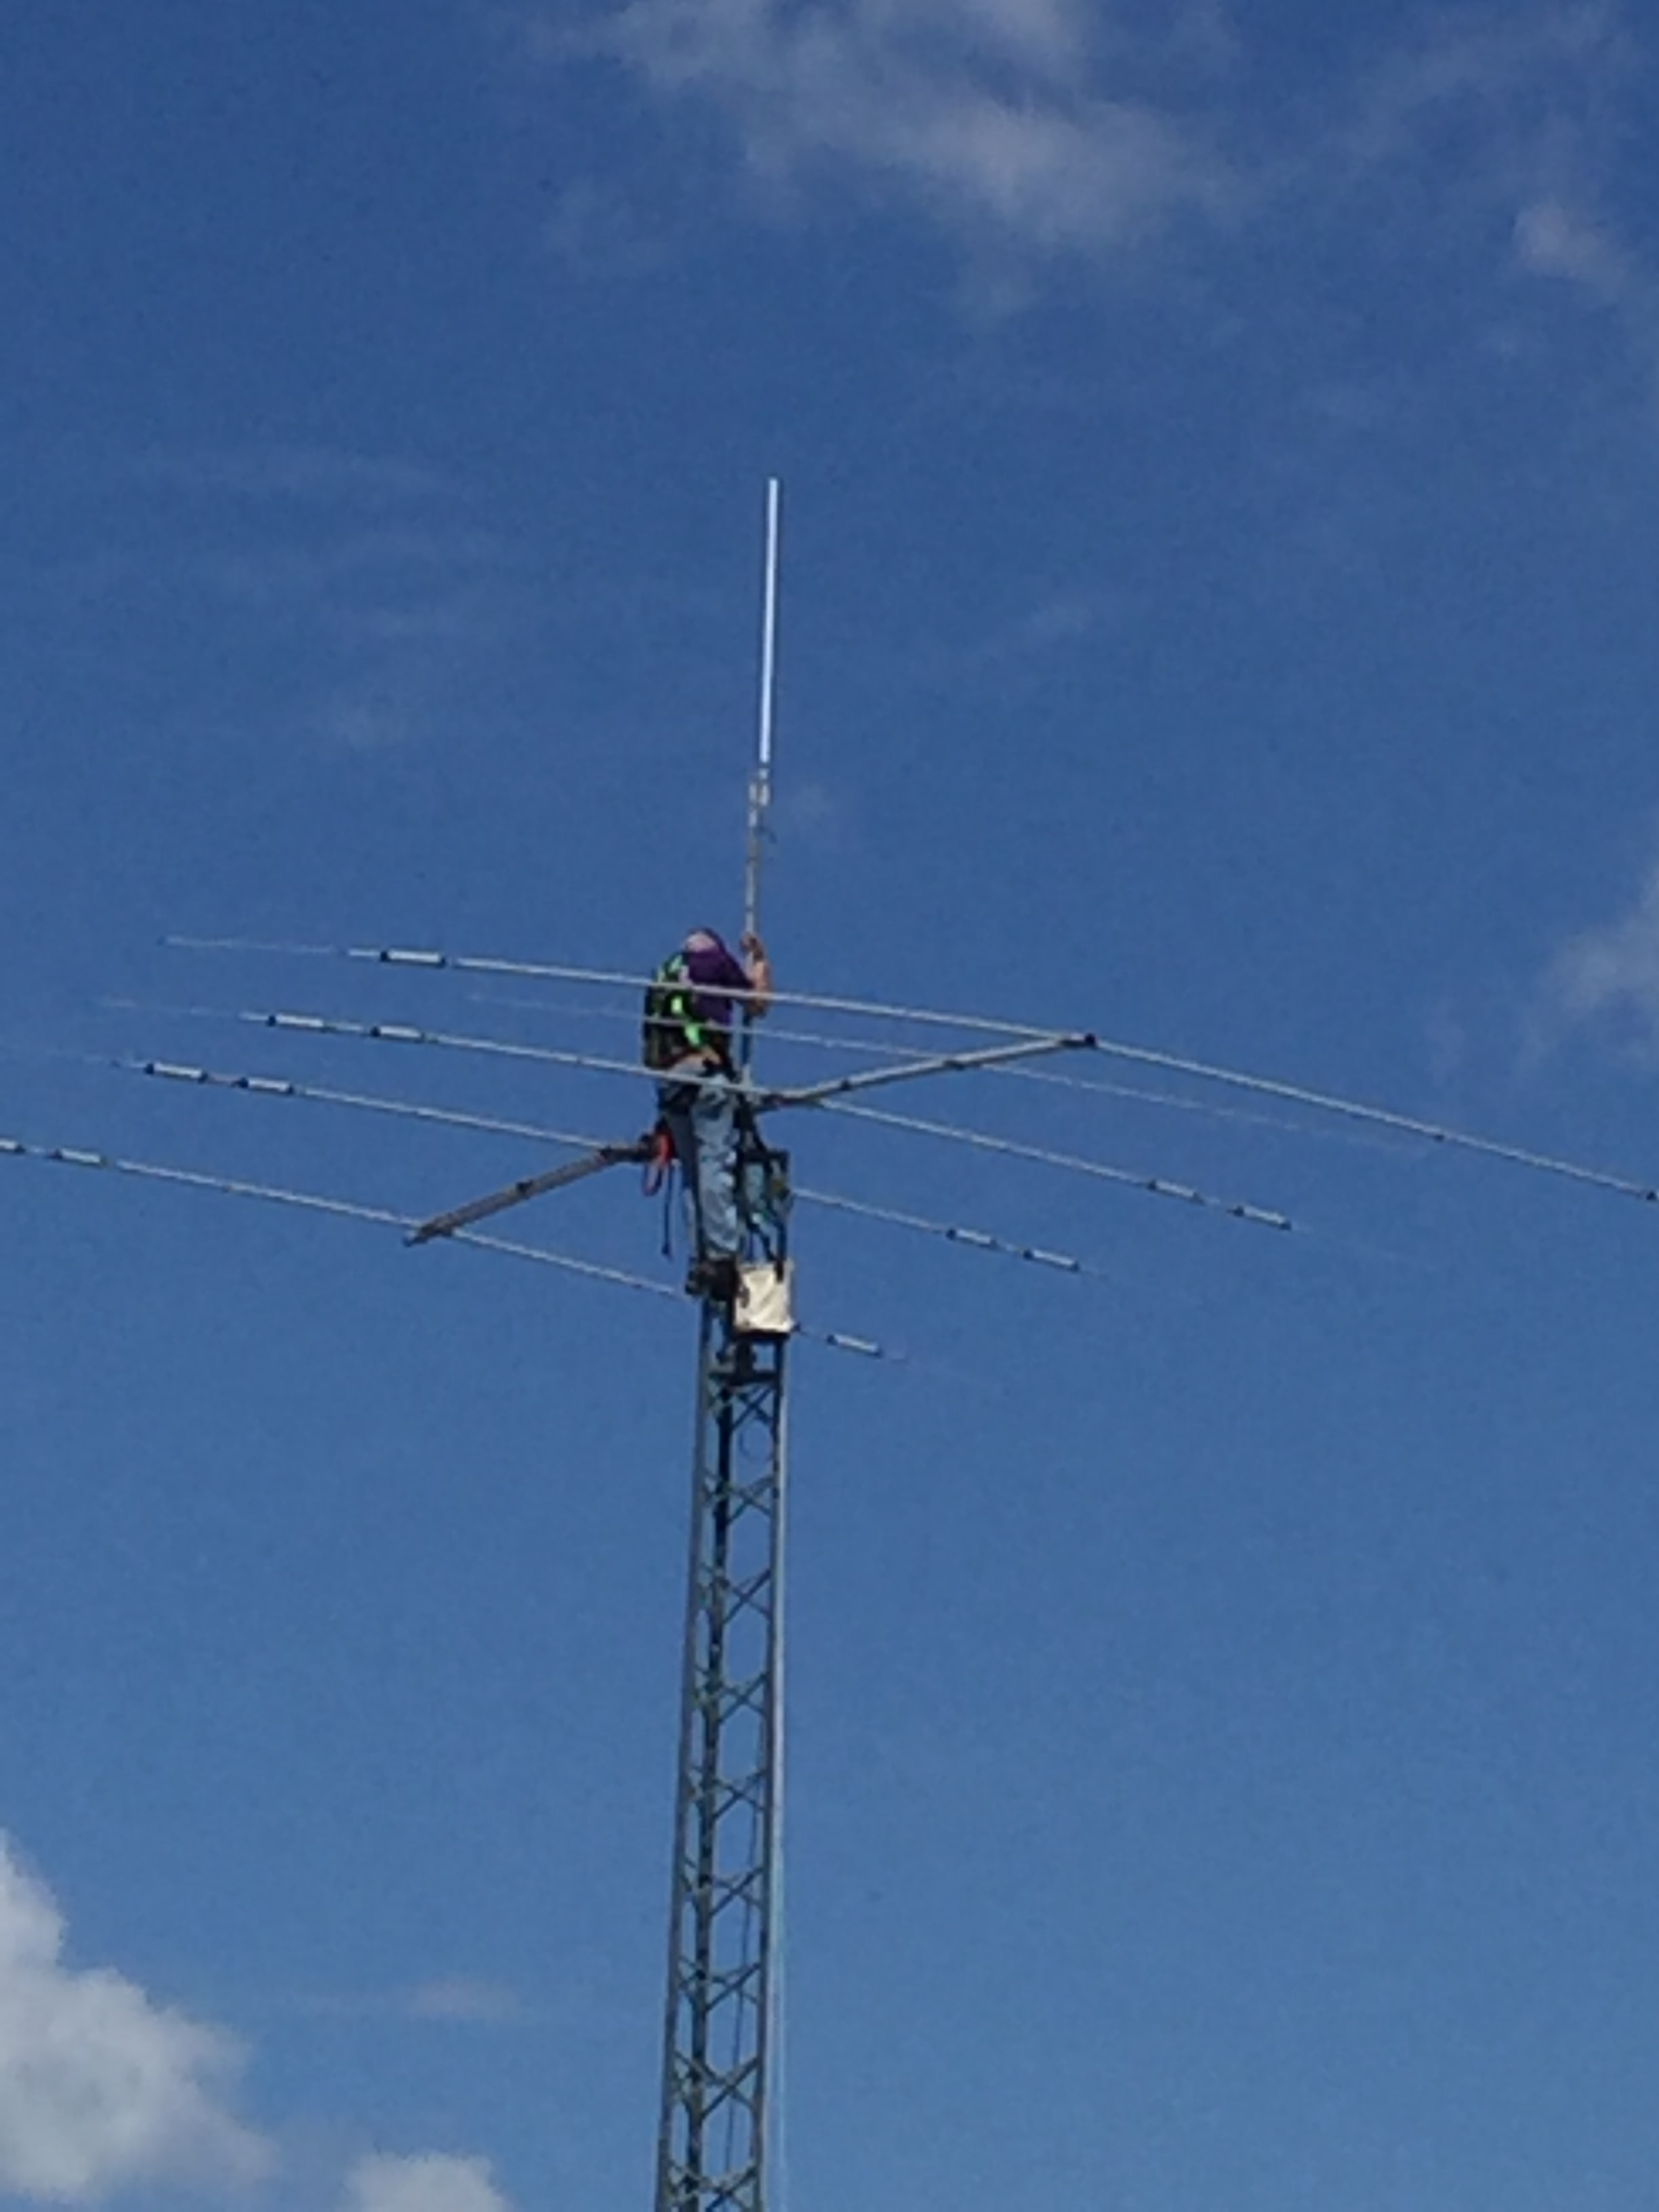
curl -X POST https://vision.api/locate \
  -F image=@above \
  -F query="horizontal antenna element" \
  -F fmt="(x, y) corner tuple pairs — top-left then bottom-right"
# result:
(163, 936), (1659, 1208)
(126, 1000), (1296, 1229)
(0, 1129), (888, 1357)
(117, 1057), (1103, 1282)
(164, 937), (1061, 1041)
(821, 1100), (1294, 1231)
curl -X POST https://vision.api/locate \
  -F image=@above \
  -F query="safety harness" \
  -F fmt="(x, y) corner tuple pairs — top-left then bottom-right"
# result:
(642, 950), (729, 1073)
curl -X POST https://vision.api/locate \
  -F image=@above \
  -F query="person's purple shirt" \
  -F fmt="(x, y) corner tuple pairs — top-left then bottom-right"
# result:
(682, 932), (750, 1038)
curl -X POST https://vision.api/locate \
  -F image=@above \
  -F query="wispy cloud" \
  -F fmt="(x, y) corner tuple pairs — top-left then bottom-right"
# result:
(79, 449), (525, 756)
(930, 579), (1120, 682)
(1540, 846), (1659, 1059)
(286, 1974), (533, 2027)
(1511, 192), (1659, 401)
(773, 775), (854, 859)
(532, 0), (1240, 258)
(1332, 7), (1659, 361)
(544, 177), (668, 273)
(1339, 3), (1630, 177)
(344, 2151), (516, 2212)
(1016, 586), (1116, 647)
(0, 1835), (272, 2204)
(133, 445), (456, 507)
(1515, 197), (1634, 303)
(188, 527), (518, 751)
(520, 0), (1656, 330)
(405, 1977), (529, 2026)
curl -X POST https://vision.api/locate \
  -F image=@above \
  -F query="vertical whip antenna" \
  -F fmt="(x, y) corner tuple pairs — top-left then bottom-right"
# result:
(744, 476), (782, 951)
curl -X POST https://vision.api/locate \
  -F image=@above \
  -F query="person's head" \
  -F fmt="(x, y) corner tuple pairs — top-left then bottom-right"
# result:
(684, 928), (726, 955)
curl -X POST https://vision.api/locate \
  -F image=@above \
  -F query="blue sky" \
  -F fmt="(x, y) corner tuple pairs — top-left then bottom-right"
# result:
(5, 1), (1659, 2205)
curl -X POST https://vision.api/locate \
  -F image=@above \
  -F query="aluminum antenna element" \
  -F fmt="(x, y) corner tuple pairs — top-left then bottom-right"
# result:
(743, 477), (781, 951)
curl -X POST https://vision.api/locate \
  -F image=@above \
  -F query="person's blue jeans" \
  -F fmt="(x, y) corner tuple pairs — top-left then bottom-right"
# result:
(658, 1067), (741, 1259)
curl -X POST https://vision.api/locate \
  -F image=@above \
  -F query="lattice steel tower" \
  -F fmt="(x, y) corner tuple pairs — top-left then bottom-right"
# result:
(655, 1131), (790, 2212)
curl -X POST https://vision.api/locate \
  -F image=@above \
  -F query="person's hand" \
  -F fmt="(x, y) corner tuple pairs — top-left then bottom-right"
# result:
(741, 932), (766, 961)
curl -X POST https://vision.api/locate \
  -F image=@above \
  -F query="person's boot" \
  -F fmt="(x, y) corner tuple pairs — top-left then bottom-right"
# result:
(684, 1254), (739, 1303)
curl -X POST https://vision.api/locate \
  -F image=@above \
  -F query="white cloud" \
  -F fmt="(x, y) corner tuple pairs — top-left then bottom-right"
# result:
(531, 0), (1659, 305)
(551, 0), (1237, 255)
(0, 1836), (272, 2205)
(1542, 853), (1659, 1056)
(344, 2152), (515, 2212)
(1291, 6), (1659, 410)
